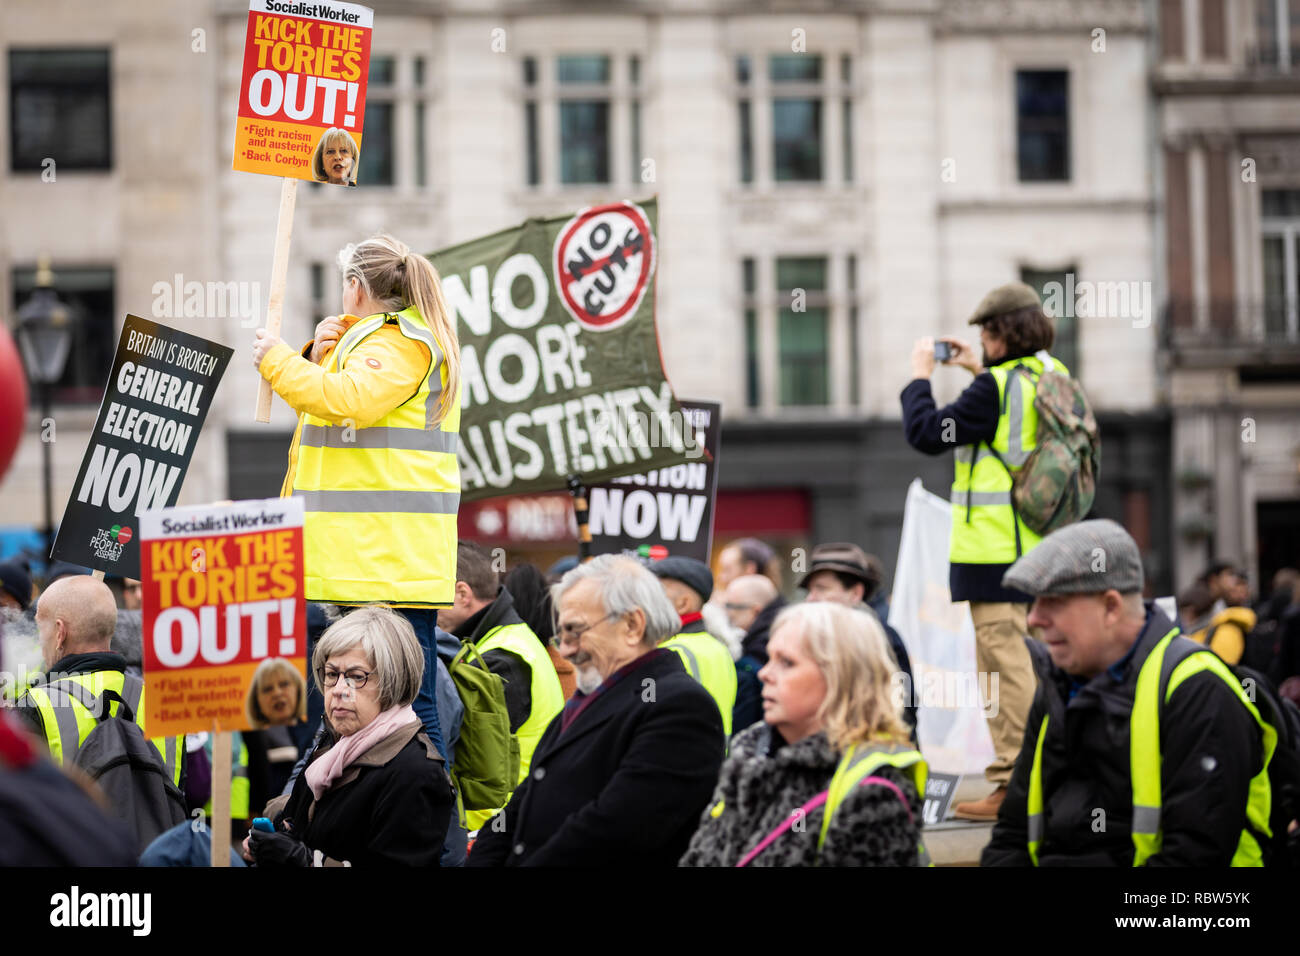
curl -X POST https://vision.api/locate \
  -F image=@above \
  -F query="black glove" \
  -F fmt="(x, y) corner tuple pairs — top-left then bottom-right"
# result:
(248, 828), (311, 867)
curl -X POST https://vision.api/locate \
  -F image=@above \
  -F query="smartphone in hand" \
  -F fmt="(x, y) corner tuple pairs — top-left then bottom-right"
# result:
(934, 341), (954, 363)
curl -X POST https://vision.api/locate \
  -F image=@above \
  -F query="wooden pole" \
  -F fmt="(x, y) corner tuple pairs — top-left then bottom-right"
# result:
(254, 177), (299, 423)
(210, 724), (232, 867)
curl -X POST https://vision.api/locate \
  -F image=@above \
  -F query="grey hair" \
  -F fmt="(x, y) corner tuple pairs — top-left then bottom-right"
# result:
(311, 605), (424, 711)
(551, 555), (680, 648)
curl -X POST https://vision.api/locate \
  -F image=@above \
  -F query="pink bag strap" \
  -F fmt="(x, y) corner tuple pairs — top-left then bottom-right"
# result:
(735, 791), (829, 868)
(734, 774), (914, 867)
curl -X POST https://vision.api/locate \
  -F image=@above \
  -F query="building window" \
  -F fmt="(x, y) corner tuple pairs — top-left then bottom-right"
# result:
(776, 257), (829, 406)
(737, 56), (753, 184)
(771, 54), (823, 182)
(524, 53), (640, 188)
(1254, 0), (1300, 69)
(742, 258), (758, 408)
(558, 55), (611, 184)
(358, 55), (395, 186)
(1021, 266), (1080, 374)
(414, 56), (427, 188)
(9, 49), (111, 171)
(841, 55), (854, 184)
(847, 253), (860, 404)
(1262, 189), (1300, 341)
(1016, 70), (1070, 182)
(11, 267), (115, 404)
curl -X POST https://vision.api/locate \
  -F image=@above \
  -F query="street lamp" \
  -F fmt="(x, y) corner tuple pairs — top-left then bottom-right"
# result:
(14, 257), (75, 561)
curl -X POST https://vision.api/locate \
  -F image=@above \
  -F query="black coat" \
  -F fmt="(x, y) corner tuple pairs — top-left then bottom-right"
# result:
(277, 719), (452, 866)
(982, 606), (1265, 866)
(468, 648), (724, 867)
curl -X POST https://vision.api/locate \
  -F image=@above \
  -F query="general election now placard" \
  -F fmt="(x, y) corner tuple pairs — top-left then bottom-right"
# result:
(140, 498), (306, 738)
(51, 316), (233, 578)
(588, 400), (721, 564)
(429, 198), (701, 500)
(232, 0), (373, 183)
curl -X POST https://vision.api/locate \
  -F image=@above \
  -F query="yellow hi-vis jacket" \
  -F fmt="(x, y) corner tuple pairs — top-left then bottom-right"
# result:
(464, 621), (565, 832)
(1026, 628), (1275, 867)
(259, 307), (461, 607)
(20, 670), (183, 787)
(662, 621), (737, 737)
(950, 353), (1069, 565)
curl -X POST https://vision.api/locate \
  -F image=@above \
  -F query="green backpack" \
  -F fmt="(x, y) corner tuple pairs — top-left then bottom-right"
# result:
(989, 361), (1101, 538)
(446, 640), (520, 827)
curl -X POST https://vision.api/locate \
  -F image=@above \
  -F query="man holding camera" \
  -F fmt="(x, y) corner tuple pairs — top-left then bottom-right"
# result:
(899, 282), (1069, 821)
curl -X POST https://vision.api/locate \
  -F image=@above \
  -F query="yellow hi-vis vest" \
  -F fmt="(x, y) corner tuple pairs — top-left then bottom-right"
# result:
(21, 671), (183, 787)
(1027, 628), (1275, 866)
(292, 306), (461, 606)
(203, 733), (250, 822)
(820, 740), (933, 866)
(950, 353), (1068, 565)
(464, 621), (565, 832)
(662, 630), (737, 737)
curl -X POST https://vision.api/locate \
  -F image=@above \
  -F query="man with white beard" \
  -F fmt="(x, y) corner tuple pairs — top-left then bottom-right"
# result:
(469, 555), (724, 867)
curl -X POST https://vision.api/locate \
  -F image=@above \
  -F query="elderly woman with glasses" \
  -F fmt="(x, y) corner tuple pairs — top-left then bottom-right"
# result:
(246, 606), (452, 867)
(680, 601), (929, 867)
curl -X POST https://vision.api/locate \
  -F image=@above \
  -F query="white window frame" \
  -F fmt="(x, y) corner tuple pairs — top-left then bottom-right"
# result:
(1262, 195), (1300, 340)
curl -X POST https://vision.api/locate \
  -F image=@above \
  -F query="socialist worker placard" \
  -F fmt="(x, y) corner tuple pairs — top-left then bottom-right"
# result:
(232, 0), (373, 184)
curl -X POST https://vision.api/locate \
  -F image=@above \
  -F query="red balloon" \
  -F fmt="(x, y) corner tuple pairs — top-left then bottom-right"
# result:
(0, 324), (29, 482)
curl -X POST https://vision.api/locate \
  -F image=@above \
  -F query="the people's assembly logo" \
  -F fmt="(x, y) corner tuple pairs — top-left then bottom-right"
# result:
(552, 201), (656, 332)
(89, 524), (132, 563)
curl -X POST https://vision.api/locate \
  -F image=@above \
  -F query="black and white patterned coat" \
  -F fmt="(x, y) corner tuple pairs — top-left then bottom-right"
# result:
(679, 724), (923, 867)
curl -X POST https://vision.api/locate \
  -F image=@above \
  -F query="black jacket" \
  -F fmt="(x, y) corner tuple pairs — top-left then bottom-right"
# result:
(278, 719), (453, 866)
(900, 371), (1033, 604)
(456, 587), (536, 733)
(468, 648), (725, 867)
(982, 606), (1265, 866)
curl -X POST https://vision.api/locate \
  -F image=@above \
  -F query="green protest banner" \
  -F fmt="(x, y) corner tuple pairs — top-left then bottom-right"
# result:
(428, 199), (702, 501)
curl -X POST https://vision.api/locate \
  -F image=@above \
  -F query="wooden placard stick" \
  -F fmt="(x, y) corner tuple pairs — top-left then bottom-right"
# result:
(210, 723), (233, 867)
(254, 177), (299, 423)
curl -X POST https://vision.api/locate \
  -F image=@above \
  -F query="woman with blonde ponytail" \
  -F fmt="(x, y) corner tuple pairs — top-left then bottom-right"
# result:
(253, 233), (463, 775)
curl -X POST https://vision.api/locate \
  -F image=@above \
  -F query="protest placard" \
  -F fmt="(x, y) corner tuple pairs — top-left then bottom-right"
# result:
(232, 0), (372, 184)
(587, 400), (721, 563)
(51, 316), (233, 578)
(139, 497), (306, 740)
(428, 198), (701, 500)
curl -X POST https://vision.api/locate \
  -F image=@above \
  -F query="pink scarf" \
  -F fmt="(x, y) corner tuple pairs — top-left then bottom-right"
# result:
(304, 704), (418, 800)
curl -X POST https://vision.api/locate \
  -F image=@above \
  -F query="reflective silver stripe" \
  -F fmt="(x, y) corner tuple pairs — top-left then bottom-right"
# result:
(950, 490), (1012, 507)
(47, 678), (103, 717)
(332, 316), (386, 370)
(45, 687), (86, 763)
(299, 423), (458, 455)
(955, 446), (996, 467)
(121, 675), (143, 715)
(165, 740), (177, 782)
(1002, 369), (1032, 467)
(393, 314), (445, 409)
(299, 489), (460, 515)
(1027, 812), (1043, 842)
(1132, 805), (1161, 835)
(673, 643), (701, 681)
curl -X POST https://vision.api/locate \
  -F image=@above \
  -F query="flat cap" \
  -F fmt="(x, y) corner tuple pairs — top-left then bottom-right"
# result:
(968, 281), (1042, 325)
(797, 542), (881, 596)
(1001, 519), (1144, 597)
(650, 556), (714, 602)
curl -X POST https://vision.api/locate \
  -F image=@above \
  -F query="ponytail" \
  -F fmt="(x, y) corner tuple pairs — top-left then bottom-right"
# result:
(337, 234), (462, 425)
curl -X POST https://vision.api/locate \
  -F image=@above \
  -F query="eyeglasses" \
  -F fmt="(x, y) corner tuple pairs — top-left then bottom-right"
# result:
(550, 611), (620, 649)
(322, 666), (372, 689)
(724, 602), (756, 612)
